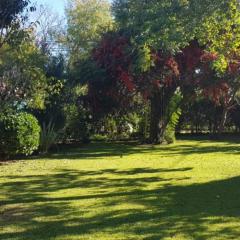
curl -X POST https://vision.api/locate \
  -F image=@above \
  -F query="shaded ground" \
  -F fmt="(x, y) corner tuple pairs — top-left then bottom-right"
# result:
(1, 138), (240, 239)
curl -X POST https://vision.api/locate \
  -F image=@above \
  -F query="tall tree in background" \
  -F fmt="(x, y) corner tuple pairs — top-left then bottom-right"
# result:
(87, 0), (240, 143)
(66, 0), (113, 64)
(60, 0), (114, 141)
(0, 0), (49, 112)
(0, 39), (48, 111)
(112, 0), (240, 54)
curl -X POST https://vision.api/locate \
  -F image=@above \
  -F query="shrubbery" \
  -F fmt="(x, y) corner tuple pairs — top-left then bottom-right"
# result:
(0, 112), (40, 159)
(63, 104), (91, 143)
(39, 121), (58, 154)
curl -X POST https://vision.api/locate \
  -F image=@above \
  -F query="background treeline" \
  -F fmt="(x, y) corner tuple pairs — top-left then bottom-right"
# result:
(1, 0), (240, 159)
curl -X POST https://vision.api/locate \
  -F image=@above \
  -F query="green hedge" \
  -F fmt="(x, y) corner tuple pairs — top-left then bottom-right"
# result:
(0, 112), (40, 158)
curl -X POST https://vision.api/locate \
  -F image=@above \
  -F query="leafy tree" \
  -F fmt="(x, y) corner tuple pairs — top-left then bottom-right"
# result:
(0, 41), (48, 111)
(0, 0), (35, 48)
(0, 0), (29, 27)
(66, 0), (113, 63)
(87, 29), (240, 142)
(86, 32), (204, 143)
(0, 0), (50, 112)
(59, 0), (114, 141)
(206, 59), (240, 134)
(32, 54), (66, 130)
(112, 0), (240, 55)
(107, 0), (240, 143)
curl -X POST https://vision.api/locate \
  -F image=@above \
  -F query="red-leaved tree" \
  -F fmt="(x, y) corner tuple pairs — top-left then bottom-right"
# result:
(87, 32), (240, 143)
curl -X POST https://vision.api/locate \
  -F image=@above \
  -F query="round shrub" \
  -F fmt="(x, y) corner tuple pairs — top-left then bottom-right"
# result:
(0, 112), (41, 158)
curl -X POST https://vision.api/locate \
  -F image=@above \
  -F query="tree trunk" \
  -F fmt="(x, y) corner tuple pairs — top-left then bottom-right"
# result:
(218, 108), (228, 134)
(149, 87), (176, 144)
(149, 92), (164, 144)
(208, 120), (212, 134)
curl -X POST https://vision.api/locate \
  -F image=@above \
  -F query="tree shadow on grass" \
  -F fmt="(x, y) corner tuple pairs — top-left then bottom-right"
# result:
(1, 167), (240, 239)
(178, 134), (240, 144)
(37, 138), (240, 160)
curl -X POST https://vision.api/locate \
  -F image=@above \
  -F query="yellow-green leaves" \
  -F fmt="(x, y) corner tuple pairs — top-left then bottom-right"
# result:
(66, 0), (113, 64)
(212, 55), (228, 75)
(113, 0), (240, 57)
(0, 41), (48, 110)
(199, 0), (240, 56)
(134, 44), (153, 73)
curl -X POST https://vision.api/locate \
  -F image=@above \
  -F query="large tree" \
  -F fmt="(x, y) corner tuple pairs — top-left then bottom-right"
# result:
(87, 33), (206, 143)
(0, 41), (48, 111)
(109, 0), (240, 143)
(0, 1), (50, 112)
(83, 0), (240, 143)
(112, 0), (240, 54)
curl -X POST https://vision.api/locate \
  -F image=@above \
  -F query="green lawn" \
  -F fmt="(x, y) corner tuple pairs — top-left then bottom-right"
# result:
(1, 138), (240, 240)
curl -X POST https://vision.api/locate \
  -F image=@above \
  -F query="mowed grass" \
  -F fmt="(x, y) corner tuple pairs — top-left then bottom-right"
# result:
(1, 137), (240, 240)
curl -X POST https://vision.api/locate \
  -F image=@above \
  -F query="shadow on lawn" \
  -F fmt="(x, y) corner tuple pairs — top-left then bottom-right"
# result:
(1, 166), (240, 239)
(40, 138), (240, 160)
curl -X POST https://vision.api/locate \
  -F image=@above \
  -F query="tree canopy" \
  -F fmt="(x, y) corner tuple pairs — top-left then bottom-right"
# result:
(82, 0), (240, 143)
(113, 0), (240, 55)
(66, 0), (113, 62)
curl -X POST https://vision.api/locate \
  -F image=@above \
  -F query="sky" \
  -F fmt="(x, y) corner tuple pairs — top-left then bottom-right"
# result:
(35, 0), (111, 17)
(35, 0), (66, 16)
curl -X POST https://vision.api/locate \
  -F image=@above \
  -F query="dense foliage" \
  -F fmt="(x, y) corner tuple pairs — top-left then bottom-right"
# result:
(0, 42), (48, 111)
(66, 0), (113, 64)
(0, 0), (36, 49)
(81, 0), (240, 143)
(0, 0), (29, 27)
(0, 112), (40, 158)
(1, 0), (240, 159)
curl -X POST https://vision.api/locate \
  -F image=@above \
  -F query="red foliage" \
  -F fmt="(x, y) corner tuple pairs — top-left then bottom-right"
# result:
(228, 59), (240, 74)
(177, 41), (204, 73)
(165, 57), (180, 76)
(119, 70), (135, 91)
(89, 33), (239, 113)
(88, 33), (137, 114)
(202, 82), (229, 105)
(92, 33), (135, 93)
(201, 52), (218, 62)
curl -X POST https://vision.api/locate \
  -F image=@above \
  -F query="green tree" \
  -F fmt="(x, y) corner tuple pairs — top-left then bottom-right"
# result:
(66, 0), (113, 63)
(60, 0), (113, 141)
(113, 0), (240, 54)
(0, 41), (48, 111)
(111, 0), (240, 143)
(0, 0), (35, 48)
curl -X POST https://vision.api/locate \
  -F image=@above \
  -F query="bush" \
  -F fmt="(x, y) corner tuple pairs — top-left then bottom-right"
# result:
(98, 114), (139, 141)
(0, 112), (40, 158)
(63, 104), (91, 142)
(91, 134), (108, 142)
(100, 116), (118, 140)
